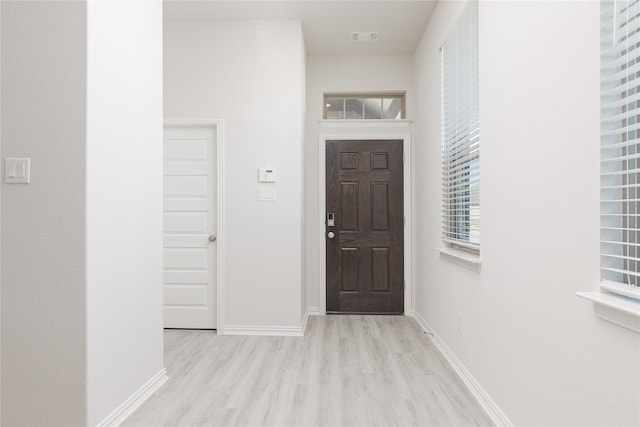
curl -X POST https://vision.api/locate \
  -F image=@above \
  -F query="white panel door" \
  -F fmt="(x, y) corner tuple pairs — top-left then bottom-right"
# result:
(163, 125), (217, 329)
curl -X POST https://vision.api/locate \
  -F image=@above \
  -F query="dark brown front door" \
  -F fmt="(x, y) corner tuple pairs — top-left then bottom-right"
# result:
(326, 139), (404, 314)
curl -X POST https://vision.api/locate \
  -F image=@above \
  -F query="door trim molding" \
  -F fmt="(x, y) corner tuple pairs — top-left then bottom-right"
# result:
(164, 119), (226, 334)
(318, 133), (413, 315)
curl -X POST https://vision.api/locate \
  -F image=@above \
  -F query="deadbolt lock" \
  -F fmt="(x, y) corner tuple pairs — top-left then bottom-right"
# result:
(327, 212), (335, 227)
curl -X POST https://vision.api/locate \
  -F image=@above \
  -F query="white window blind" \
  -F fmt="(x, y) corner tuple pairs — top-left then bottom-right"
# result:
(441, 0), (480, 250)
(601, 0), (640, 300)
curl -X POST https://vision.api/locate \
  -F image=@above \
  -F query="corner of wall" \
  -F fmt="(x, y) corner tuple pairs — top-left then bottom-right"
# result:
(86, 1), (164, 424)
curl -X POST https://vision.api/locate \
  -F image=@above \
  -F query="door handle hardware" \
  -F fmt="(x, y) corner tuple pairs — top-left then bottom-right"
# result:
(208, 234), (217, 243)
(327, 213), (335, 227)
(327, 231), (335, 239)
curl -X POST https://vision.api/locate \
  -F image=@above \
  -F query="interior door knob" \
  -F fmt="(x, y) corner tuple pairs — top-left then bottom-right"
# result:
(327, 231), (335, 239)
(208, 234), (217, 243)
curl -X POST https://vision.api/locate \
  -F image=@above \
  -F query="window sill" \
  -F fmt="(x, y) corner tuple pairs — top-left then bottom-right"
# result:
(434, 247), (481, 270)
(319, 119), (412, 128)
(577, 290), (640, 333)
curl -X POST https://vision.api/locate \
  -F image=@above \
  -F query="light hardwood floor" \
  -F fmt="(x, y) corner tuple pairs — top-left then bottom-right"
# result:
(124, 315), (494, 427)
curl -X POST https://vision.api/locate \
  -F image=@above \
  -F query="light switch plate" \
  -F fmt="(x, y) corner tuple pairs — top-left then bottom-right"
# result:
(258, 187), (276, 201)
(5, 158), (31, 184)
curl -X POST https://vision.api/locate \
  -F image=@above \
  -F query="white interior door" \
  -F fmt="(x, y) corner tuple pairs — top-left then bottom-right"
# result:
(163, 125), (217, 329)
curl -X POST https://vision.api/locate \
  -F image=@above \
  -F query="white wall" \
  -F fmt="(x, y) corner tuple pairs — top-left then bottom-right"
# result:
(0, 4), (3, 422)
(86, 1), (164, 424)
(164, 20), (306, 329)
(1, 2), (88, 424)
(1, 1), (165, 424)
(413, 1), (640, 426)
(305, 54), (414, 311)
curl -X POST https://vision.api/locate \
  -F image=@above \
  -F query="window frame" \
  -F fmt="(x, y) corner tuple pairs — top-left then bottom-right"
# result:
(578, 0), (640, 333)
(600, 0), (640, 298)
(439, 0), (480, 256)
(323, 92), (406, 120)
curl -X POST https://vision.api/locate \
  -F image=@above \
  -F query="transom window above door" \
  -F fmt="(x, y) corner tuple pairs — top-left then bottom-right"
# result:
(324, 93), (406, 120)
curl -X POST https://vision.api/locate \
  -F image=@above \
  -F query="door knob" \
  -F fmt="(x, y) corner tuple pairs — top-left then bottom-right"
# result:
(327, 231), (335, 239)
(208, 234), (217, 243)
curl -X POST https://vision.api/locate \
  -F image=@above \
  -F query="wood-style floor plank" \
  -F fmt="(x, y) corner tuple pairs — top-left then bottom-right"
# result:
(124, 315), (494, 427)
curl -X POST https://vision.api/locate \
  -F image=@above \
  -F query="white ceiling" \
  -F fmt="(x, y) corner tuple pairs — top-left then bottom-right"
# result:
(163, 1), (438, 55)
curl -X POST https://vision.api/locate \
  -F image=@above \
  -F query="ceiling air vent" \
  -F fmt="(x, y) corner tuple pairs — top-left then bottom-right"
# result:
(350, 32), (379, 42)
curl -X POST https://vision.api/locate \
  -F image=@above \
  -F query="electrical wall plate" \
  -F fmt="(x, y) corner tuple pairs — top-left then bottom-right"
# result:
(5, 158), (31, 184)
(258, 187), (276, 201)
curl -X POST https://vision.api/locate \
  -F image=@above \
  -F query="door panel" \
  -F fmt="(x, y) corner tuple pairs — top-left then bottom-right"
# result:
(326, 139), (404, 314)
(371, 182), (389, 230)
(163, 125), (217, 329)
(340, 248), (360, 292)
(372, 248), (390, 291)
(164, 285), (208, 306)
(341, 182), (359, 230)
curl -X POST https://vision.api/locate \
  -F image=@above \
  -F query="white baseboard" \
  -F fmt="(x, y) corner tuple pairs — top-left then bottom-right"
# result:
(301, 308), (310, 335)
(225, 307), (325, 337)
(411, 311), (513, 427)
(97, 368), (168, 427)
(224, 324), (305, 336)
(307, 306), (324, 316)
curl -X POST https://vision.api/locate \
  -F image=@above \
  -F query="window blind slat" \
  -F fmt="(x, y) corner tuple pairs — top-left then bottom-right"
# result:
(601, 122), (640, 137)
(602, 200), (640, 204)
(601, 153), (640, 163)
(602, 240), (640, 247)
(602, 267), (640, 279)
(601, 169), (640, 177)
(602, 140), (640, 151)
(602, 253), (640, 263)
(601, 213), (640, 217)
(601, 183), (640, 190)
(602, 226), (640, 231)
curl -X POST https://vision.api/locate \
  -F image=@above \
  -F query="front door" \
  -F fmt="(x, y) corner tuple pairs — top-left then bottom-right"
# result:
(163, 125), (217, 329)
(326, 139), (404, 314)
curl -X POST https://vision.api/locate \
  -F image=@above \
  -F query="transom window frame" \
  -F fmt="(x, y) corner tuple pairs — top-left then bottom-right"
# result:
(323, 93), (406, 120)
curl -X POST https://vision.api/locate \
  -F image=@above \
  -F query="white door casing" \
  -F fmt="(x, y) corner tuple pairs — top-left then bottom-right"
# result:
(317, 130), (413, 316)
(163, 124), (218, 329)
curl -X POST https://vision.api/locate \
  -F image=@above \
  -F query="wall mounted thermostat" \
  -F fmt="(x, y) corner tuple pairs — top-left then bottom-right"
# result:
(258, 168), (276, 182)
